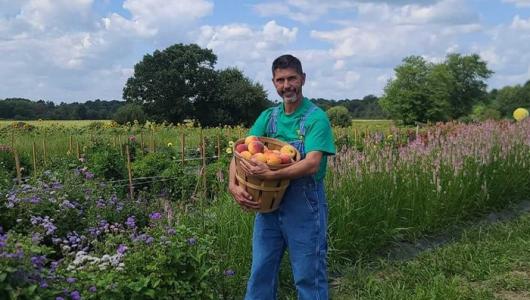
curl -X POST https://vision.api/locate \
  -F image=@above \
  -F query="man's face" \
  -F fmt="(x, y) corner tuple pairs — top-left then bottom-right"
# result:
(272, 68), (305, 104)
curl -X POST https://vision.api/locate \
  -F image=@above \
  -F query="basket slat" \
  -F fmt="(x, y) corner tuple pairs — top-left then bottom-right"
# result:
(233, 137), (301, 213)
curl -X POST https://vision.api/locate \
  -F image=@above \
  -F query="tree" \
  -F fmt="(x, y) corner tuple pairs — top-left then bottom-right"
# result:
(193, 68), (270, 127)
(444, 53), (493, 119)
(326, 106), (351, 127)
(123, 44), (217, 123)
(113, 103), (147, 124)
(492, 80), (530, 118)
(379, 56), (451, 125)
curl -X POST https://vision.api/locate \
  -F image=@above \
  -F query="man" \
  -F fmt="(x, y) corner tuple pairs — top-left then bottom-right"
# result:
(228, 54), (335, 299)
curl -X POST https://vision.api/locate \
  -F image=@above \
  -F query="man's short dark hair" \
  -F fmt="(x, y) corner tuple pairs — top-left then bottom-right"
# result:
(272, 54), (304, 76)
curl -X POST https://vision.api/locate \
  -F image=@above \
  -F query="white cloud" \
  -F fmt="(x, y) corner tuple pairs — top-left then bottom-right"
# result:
(253, 0), (356, 23)
(511, 15), (530, 30)
(503, 0), (530, 7)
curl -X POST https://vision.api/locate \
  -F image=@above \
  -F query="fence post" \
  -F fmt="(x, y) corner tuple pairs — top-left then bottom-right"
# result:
(76, 140), (80, 159)
(181, 132), (185, 165)
(126, 145), (134, 199)
(13, 149), (21, 185)
(32, 141), (37, 178)
(69, 136), (73, 154)
(202, 134), (207, 198)
(42, 139), (47, 167)
(217, 131), (221, 159)
(140, 131), (145, 154)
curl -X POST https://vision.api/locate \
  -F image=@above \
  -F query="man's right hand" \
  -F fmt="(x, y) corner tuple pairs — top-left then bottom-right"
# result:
(229, 183), (260, 210)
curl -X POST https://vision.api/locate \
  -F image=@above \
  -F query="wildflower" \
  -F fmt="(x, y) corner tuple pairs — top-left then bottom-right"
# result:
(88, 286), (97, 293)
(66, 277), (77, 284)
(129, 135), (136, 142)
(84, 171), (94, 180)
(224, 269), (236, 276)
(70, 290), (81, 300)
(225, 147), (232, 154)
(117, 244), (127, 255)
(186, 237), (197, 246)
(125, 216), (136, 229)
(145, 236), (154, 244)
(167, 142), (173, 147)
(228, 141), (235, 147)
(149, 212), (162, 220)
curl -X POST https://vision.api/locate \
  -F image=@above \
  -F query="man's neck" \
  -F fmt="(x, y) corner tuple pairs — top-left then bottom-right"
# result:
(283, 96), (304, 115)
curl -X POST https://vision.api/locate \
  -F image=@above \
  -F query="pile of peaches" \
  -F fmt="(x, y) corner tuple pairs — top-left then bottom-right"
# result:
(235, 136), (297, 166)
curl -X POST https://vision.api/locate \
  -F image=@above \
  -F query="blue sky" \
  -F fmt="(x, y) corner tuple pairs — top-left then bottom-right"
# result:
(1, 0), (530, 103)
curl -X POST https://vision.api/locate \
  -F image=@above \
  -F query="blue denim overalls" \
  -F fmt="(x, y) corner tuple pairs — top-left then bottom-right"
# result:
(245, 104), (328, 300)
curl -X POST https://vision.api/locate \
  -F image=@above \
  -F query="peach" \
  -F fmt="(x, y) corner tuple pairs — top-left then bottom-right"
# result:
(280, 144), (297, 159)
(244, 135), (259, 145)
(251, 152), (267, 163)
(266, 153), (282, 166)
(248, 141), (265, 155)
(240, 151), (252, 160)
(235, 143), (248, 153)
(279, 153), (292, 164)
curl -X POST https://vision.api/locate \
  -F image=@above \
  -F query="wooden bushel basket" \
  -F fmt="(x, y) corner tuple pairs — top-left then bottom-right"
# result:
(233, 137), (301, 213)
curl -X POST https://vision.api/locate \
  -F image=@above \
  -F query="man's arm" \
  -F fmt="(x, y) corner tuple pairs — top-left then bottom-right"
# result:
(228, 157), (260, 209)
(238, 151), (323, 181)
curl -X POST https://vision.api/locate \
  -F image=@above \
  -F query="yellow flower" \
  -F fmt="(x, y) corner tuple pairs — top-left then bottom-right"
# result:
(228, 141), (235, 147)
(225, 147), (233, 154)
(513, 108), (529, 122)
(387, 134), (393, 140)
(167, 142), (173, 147)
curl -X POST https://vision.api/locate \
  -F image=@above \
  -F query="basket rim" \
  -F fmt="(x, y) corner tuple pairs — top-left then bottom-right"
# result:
(233, 136), (301, 168)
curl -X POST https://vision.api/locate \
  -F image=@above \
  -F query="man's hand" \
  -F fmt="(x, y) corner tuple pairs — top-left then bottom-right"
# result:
(239, 158), (274, 179)
(229, 182), (260, 210)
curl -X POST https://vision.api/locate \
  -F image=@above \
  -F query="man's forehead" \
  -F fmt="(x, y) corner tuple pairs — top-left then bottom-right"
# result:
(273, 68), (302, 78)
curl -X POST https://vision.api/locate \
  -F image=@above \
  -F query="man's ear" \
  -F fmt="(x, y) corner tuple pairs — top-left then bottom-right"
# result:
(301, 72), (306, 86)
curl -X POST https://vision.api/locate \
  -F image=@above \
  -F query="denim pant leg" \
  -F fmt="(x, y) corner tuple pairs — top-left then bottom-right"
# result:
(245, 212), (286, 300)
(281, 179), (328, 300)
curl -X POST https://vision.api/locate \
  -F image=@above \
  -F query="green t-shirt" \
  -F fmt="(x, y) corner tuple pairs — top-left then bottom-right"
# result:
(249, 97), (336, 181)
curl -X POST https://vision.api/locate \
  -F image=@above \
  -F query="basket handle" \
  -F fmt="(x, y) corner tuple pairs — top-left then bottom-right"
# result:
(235, 174), (289, 192)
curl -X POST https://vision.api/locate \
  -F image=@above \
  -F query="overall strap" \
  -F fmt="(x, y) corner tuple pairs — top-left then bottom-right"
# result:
(266, 105), (281, 136)
(299, 105), (318, 136)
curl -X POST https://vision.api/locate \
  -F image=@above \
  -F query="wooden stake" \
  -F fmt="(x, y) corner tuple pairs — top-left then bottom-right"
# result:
(202, 135), (207, 198)
(181, 132), (185, 165)
(76, 141), (80, 159)
(126, 145), (134, 199)
(32, 141), (37, 177)
(151, 130), (155, 153)
(140, 131), (145, 153)
(42, 139), (47, 167)
(11, 130), (15, 148)
(69, 136), (73, 154)
(13, 149), (21, 185)
(217, 131), (221, 159)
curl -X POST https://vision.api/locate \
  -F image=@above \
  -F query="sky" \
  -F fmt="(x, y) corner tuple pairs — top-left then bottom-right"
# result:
(1, 0), (530, 103)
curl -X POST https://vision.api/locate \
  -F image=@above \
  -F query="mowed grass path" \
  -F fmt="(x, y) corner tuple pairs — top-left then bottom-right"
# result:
(332, 211), (530, 299)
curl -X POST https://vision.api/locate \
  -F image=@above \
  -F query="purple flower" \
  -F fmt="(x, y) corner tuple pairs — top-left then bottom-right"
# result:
(145, 237), (154, 244)
(223, 269), (236, 277)
(84, 171), (94, 180)
(117, 244), (127, 255)
(166, 228), (176, 235)
(70, 290), (81, 300)
(66, 277), (76, 284)
(125, 216), (136, 229)
(186, 238), (197, 246)
(129, 135), (136, 142)
(56, 297), (65, 300)
(0, 233), (6, 248)
(88, 286), (97, 293)
(149, 212), (162, 220)
(31, 255), (46, 269)
(40, 280), (48, 288)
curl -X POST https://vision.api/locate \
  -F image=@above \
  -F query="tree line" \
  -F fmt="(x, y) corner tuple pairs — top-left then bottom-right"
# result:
(1, 43), (529, 127)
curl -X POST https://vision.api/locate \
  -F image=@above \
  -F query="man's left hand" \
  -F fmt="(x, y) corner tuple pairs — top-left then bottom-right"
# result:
(239, 158), (273, 179)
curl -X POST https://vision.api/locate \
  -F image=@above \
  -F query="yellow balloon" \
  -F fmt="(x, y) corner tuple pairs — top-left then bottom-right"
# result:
(513, 108), (529, 122)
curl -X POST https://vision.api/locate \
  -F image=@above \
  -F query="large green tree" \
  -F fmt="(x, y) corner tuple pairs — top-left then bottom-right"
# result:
(379, 53), (492, 124)
(193, 68), (270, 127)
(123, 44), (217, 123)
(492, 80), (530, 117)
(444, 53), (493, 119)
(379, 56), (451, 125)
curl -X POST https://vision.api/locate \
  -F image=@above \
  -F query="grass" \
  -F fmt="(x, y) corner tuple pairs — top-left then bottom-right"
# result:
(332, 211), (530, 299)
(0, 120), (112, 128)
